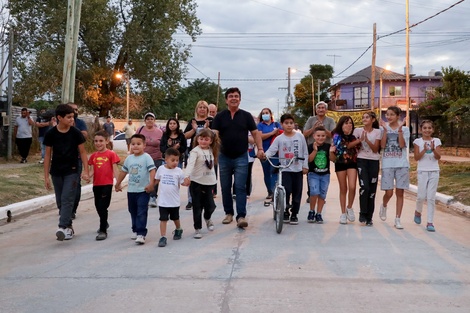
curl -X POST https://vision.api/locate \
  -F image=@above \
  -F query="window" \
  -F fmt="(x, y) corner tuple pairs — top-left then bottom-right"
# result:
(353, 87), (369, 109)
(426, 87), (436, 100)
(389, 86), (402, 96)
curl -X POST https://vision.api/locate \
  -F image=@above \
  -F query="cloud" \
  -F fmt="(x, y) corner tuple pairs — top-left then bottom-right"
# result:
(184, 0), (470, 117)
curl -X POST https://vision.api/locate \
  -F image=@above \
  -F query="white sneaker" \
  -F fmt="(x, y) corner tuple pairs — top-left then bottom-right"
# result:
(205, 219), (214, 231)
(38, 158), (44, 164)
(131, 232), (137, 240)
(379, 204), (387, 221)
(64, 227), (74, 240)
(346, 208), (355, 222)
(194, 229), (202, 239)
(394, 218), (404, 229)
(148, 197), (157, 208)
(135, 235), (146, 244)
(339, 214), (347, 224)
(56, 228), (66, 241)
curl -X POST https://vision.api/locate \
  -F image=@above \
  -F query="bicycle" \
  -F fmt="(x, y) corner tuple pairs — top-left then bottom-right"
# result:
(265, 156), (304, 234)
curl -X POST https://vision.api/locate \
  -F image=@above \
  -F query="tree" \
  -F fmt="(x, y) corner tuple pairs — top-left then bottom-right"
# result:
(159, 78), (226, 121)
(418, 66), (470, 145)
(8, 0), (201, 116)
(293, 64), (334, 126)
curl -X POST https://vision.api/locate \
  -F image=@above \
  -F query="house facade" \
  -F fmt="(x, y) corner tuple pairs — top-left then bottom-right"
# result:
(328, 66), (443, 118)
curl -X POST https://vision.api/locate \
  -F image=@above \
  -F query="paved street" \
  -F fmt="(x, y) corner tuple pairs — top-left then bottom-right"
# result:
(0, 161), (469, 313)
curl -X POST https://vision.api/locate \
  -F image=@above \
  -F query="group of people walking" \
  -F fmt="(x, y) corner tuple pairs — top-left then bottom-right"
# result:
(41, 89), (442, 248)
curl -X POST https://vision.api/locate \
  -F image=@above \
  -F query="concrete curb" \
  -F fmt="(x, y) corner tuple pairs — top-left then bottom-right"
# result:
(0, 177), (128, 223)
(407, 183), (470, 216)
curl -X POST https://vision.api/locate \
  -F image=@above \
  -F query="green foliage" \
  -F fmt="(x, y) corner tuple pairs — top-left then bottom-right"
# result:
(8, 0), (201, 116)
(418, 66), (470, 146)
(292, 64), (334, 127)
(158, 78), (226, 121)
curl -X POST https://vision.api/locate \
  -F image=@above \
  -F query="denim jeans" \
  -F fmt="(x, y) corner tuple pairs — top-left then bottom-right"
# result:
(127, 192), (150, 236)
(72, 158), (83, 215)
(38, 136), (46, 159)
(219, 153), (248, 220)
(52, 173), (79, 228)
(260, 158), (278, 195)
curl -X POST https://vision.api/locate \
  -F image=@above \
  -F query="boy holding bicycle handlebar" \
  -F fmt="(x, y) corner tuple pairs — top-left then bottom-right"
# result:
(265, 114), (308, 225)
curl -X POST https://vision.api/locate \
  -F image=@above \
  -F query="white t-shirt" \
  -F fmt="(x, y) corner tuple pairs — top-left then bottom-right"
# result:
(353, 128), (382, 161)
(155, 166), (185, 207)
(413, 137), (441, 171)
(15, 116), (33, 138)
(381, 125), (410, 169)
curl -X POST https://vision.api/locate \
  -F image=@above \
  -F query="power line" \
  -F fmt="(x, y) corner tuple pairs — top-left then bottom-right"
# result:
(334, 0), (467, 77)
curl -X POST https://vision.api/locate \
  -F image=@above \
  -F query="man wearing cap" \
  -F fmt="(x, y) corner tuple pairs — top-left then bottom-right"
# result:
(212, 87), (264, 229)
(138, 112), (163, 207)
(122, 119), (136, 152)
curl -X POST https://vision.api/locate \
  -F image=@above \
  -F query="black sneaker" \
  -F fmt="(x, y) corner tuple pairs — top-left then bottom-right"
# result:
(359, 214), (366, 224)
(283, 211), (290, 222)
(173, 228), (183, 240)
(307, 210), (316, 223)
(315, 213), (324, 224)
(158, 237), (167, 247)
(366, 220), (373, 226)
(185, 202), (192, 210)
(290, 216), (299, 225)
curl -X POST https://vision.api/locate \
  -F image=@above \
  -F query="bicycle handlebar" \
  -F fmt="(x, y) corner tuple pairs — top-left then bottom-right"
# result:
(264, 156), (304, 169)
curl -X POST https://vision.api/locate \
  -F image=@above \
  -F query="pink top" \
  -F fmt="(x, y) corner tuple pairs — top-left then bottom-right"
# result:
(139, 126), (163, 160)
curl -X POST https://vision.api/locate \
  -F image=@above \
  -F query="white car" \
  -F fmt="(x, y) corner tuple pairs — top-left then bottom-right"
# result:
(113, 132), (128, 152)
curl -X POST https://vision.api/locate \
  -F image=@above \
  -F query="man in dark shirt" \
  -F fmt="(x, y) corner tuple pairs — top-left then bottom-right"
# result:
(212, 87), (264, 228)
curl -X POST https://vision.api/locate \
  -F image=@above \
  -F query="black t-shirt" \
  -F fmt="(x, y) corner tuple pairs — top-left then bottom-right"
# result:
(36, 116), (51, 137)
(212, 109), (257, 159)
(183, 117), (213, 152)
(160, 132), (187, 161)
(307, 143), (331, 175)
(43, 126), (86, 176)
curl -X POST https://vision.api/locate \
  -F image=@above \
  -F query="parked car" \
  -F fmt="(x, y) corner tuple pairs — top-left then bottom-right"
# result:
(113, 132), (128, 152)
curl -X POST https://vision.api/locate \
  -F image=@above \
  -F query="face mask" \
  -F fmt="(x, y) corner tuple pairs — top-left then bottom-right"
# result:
(262, 114), (270, 122)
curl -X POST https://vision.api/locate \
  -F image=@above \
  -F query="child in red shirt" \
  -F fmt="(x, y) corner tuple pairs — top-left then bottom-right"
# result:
(88, 130), (121, 240)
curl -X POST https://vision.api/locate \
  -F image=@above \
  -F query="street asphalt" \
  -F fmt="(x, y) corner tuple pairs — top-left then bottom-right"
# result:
(0, 160), (469, 313)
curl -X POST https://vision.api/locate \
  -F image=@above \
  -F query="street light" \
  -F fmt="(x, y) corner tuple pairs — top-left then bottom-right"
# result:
(291, 68), (315, 115)
(115, 72), (130, 120)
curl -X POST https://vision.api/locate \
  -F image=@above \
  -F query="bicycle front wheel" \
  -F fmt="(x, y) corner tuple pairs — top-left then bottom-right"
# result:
(275, 188), (285, 234)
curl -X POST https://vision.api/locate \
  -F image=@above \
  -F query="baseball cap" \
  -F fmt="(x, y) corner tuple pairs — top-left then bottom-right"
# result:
(144, 112), (155, 119)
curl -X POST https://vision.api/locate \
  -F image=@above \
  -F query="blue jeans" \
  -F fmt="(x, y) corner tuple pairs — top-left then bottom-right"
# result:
(219, 153), (248, 220)
(260, 158), (278, 195)
(308, 172), (330, 200)
(127, 192), (150, 236)
(38, 136), (46, 159)
(52, 173), (79, 228)
(72, 158), (83, 215)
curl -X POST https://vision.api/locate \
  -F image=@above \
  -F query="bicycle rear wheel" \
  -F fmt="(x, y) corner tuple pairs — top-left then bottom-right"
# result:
(275, 188), (285, 234)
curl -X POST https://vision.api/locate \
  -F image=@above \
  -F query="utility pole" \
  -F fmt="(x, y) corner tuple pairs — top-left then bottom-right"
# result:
(61, 0), (82, 103)
(327, 54), (341, 83)
(317, 79), (321, 103)
(287, 67), (293, 107)
(405, 0), (410, 127)
(370, 23), (377, 109)
(7, 31), (14, 159)
(216, 72), (220, 107)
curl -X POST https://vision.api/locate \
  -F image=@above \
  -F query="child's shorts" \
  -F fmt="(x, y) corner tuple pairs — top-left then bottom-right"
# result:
(159, 206), (180, 221)
(308, 172), (330, 200)
(381, 167), (410, 190)
(334, 162), (357, 172)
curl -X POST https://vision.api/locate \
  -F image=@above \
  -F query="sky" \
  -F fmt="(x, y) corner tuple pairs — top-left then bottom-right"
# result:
(178, 0), (470, 117)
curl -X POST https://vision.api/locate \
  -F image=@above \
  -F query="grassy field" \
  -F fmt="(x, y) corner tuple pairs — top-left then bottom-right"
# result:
(1, 153), (470, 207)
(0, 151), (128, 207)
